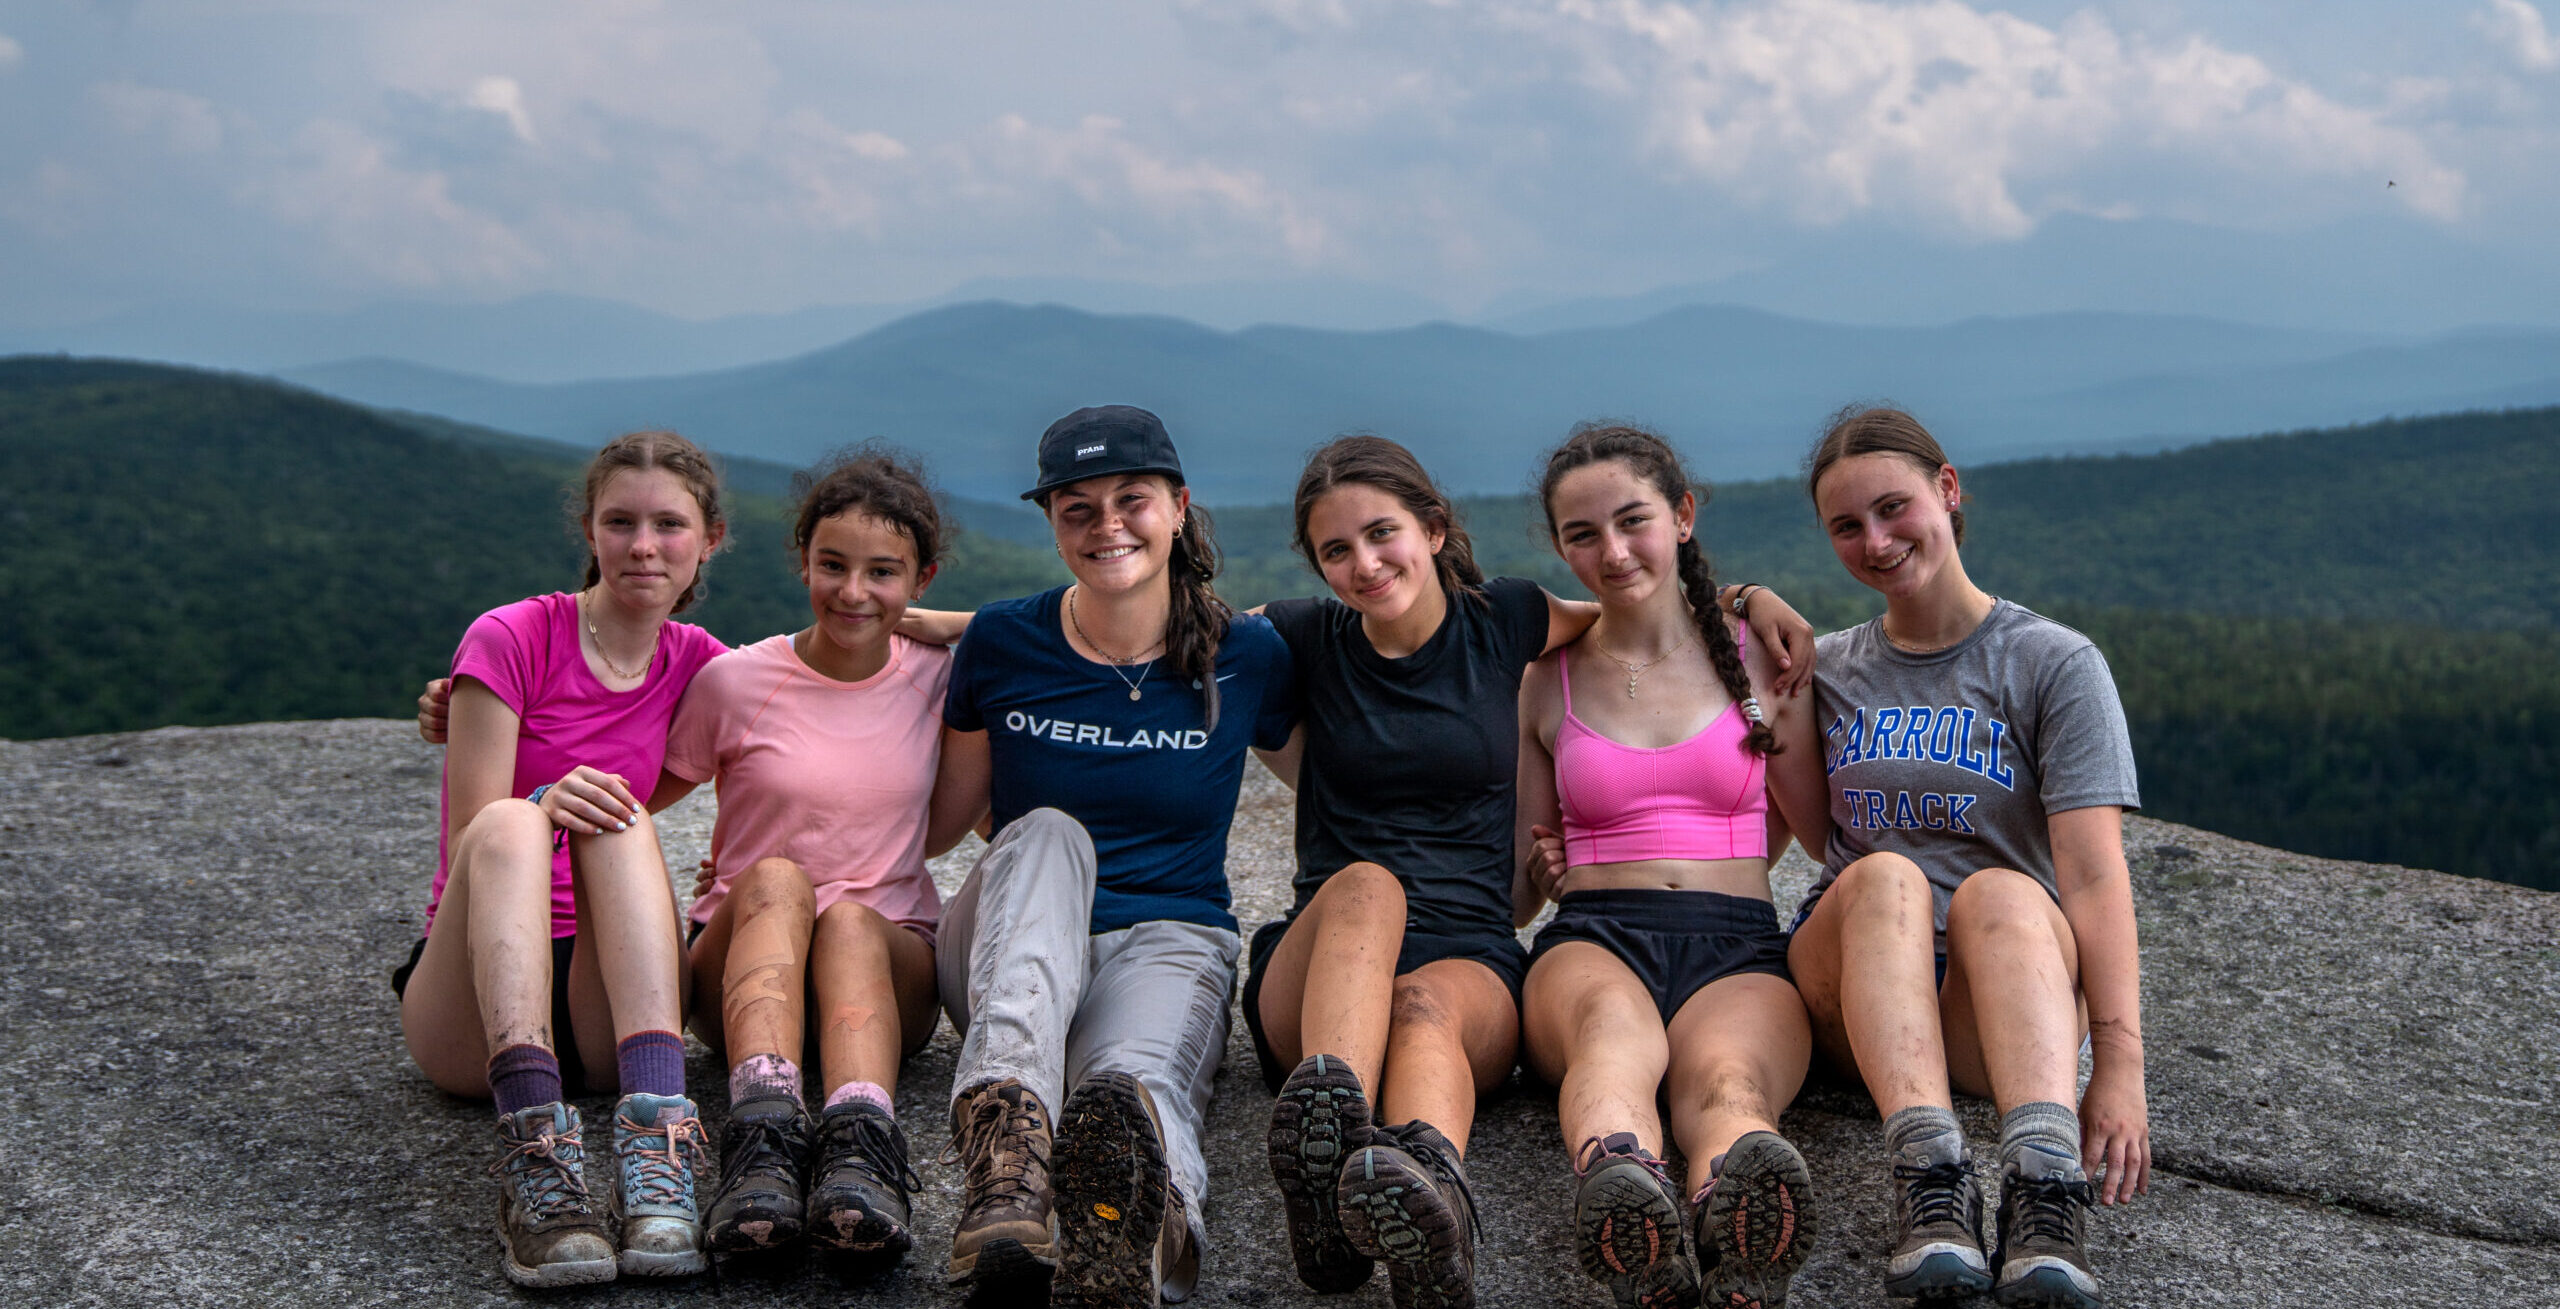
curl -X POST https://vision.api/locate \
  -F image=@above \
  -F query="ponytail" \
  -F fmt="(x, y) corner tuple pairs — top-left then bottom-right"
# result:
(1163, 501), (1232, 732)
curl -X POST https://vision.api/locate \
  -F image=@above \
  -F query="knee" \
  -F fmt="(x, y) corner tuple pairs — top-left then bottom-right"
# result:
(462, 796), (552, 854)
(564, 801), (659, 850)
(1833, 853), (1933, 925)
(1675, 1054), (1770, 1115)
(1312, 862), (1406, 927)
(733, 859), (816, 920)
(814, 899), (896, 960)
(1945, 868), (2056, 944)
(1389, 978), (1456, 1035)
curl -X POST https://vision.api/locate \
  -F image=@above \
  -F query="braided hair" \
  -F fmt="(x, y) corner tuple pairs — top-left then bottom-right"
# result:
(1537, 424), (1779, 757)
(1163, 497), (1232, 733)
(572, 429), (728, 614)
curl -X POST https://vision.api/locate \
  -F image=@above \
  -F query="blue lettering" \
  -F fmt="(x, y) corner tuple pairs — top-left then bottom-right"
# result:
(1953, 708), (1986, 775)
(1872, 708), (1904, 758)
(1863, 790), (1888, 830)
(1928, 710), (1959, 763)
(1898, 707), (1932, 760)
(1946, 794), (1978, 833)
(1891, 791), (1920, 828)
(1985, 720), (2016, 790)
(1823, 717), (1846, 774)
(1921, 793), (1946, 829)
(1841, 710), (1869, 768)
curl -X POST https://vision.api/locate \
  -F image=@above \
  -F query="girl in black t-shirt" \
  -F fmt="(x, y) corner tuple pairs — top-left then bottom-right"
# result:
(1244, 435), (1815, 1308)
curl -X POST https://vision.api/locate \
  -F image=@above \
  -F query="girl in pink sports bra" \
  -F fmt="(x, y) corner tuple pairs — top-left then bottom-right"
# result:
(1513, 424), (1833, 1309)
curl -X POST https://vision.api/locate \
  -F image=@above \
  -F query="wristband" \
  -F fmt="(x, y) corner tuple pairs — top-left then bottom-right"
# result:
(1730, 584), (1761, 618)
(527, 783), (553, 807)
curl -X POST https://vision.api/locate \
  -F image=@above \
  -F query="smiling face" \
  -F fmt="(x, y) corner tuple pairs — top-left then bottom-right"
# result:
(1302, 482), (1447, 623)
(583, 467), (716, 612)
(801, 511), (933, 658)
(1043, 473), (1187, 594)
(1814, 452), (1964, 600)
(1546, 459), (1693, 609)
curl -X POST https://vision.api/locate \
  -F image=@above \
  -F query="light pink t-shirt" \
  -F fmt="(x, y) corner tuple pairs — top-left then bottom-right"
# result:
(662, 632), (950, 944)
(430, 592), (727, 938)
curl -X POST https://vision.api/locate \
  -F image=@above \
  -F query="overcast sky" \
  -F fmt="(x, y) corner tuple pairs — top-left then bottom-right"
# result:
(3, 1), (2554, 325)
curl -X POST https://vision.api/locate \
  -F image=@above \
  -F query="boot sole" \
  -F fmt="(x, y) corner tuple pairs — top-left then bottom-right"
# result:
(1995, 1259), (2101, 1309)
(707, 1191), (807, 1254)
(500, 1251), (618, 1288)
(618, 1247), (708, 1277)
(1268, 1054), (1377, 1294)
(1882, 1247), (1994, 1298)
(1574, 1157), (1698, 1309)
(810, 1195), (914, 1256)
(1697, 1132), (1817, 1309)
(1338, 1145), (1474, 1309)
(950, 1236), (1057, 1300)
(1052, 1072), (1171, 1309)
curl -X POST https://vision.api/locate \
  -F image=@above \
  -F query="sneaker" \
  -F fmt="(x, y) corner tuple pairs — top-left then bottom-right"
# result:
(1571, 1132), (1697, 1309)
(488, 1102), (618, 1288)
(809, 1098), (923, 1257)
(1694, 1130), (1818, 1309)
(1337, 1120), (1480, 1309)
(1882, 1140), (1991, 1298)
(1992, 1144), (2101, 1308)
(704, 1094), (812, 1254)
(944, 1078), (1058, 1295)
(1267, 1053), (1377, 1293)
(1052, 1070), (1189, 1308)
(609, 1092), (711, 1277)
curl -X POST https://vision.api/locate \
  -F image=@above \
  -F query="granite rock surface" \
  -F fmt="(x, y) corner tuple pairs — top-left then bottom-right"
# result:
(1, 719), (2554, 1307)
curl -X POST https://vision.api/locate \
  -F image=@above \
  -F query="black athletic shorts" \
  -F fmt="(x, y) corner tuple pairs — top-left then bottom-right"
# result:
(392, 932), (588, 1092)
(1528, 888), (1792, 1024)
(1239, 913), (1528, 1095)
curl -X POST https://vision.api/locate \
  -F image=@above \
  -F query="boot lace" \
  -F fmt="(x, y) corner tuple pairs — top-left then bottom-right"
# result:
(1892, 1159), (1975, 1231)
(2006, 1173), (2095, 1248)
(709, 1111), (811, 1206)
(825, 1108), (923, 1200)
(491, 1123), (591, 1219)
(1387, 1124), (1483, 1243)
(617, 1109), (710, 1208)
(942, 1090), (1044, 1205)
(1573, 1134), (1678, 1189)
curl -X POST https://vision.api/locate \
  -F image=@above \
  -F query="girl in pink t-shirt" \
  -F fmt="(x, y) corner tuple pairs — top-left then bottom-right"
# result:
(649, 448), (988, 1263)
(396, 431), (731, 1288)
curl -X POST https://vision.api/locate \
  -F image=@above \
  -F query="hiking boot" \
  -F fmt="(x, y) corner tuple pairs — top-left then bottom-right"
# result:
(1571, 1132), (1697, 1309)
(1337, 1120), (1480, 1309)
(489, 1101), (618, 1288)
(1267, 1053), (1376, 1293)
(1052, 1070), (1194, 1308)
(810, 1098), (922, 1257)
(1882, 1139), (1991, 1298)
(944, 1078), (1057, 1296)
(704, 1094), (812, 1254)
(609, 1092), (710, 1277)
(1694, 1130), (1818, 1309)
(1992, 1144), (2101, 1308)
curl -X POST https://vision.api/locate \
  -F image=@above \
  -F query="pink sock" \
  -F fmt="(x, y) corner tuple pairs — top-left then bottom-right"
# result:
(823, 1080), (895, 1115)
(729, 1053), (803, 1108)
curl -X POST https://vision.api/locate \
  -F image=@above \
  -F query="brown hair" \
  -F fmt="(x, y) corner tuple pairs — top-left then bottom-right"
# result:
(790, 443), (945, 575)
(1804, 405), (1965, 543)
(1289, 434), (1486, 600)
(1539, 423), (1777, 757)
(1036, 475), (1234, 733)
(573, 429), (728, 613)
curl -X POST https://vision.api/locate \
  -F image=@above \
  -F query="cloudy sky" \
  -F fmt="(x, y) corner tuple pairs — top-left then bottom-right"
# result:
(3, 1), (2555, 328)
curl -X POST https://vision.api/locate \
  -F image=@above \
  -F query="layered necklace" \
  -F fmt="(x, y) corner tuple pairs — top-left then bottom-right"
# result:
(1067, 585), (1162, 702)
(580, 589), (652, 680)
(1592, 626), (1694, 699)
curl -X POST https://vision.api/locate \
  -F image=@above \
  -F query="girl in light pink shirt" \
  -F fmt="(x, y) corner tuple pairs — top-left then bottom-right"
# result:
(650, 447), (989, 1263)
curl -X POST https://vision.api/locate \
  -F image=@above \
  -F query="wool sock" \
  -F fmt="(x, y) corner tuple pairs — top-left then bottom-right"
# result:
(488, 1043), (564, 1117)
(615, 1029), (687, 1099)
(1999, 1101), (2084, 1178)
(824, 1080), (895, 1115)
(1884, 1103), (1967, 1166)
(729, 1053), (803, 1108)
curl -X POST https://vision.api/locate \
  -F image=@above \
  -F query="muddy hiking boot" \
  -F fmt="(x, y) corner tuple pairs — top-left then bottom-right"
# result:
(610, 1092), (711, 1277)
(1337, 1119), (1481, 1309)
(1052, 1070), (1199, 1308)
(810, 1098), (923, 1258)
(489, 1101), (618, 1288)
(1571, 1132), (1697, 1309)
(1267, 1053), (1377, 1293)
(1992, 1144), (2101, 1309)
(704, 1094), (813, 1254)
(1693, 1130), (1818, 1309)
(1883, 1141), (1991, 1298)
(944, 1078), (1058, 1296)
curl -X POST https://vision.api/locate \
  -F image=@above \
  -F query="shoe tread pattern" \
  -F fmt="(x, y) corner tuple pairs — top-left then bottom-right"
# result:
(1574, 1157), (1700, 1309)
(1268, 1055), (1377, 1294)
(1052, 1073), (1171, 1309)
(1696, 1133), (1817, 1309)
(1337, 1142), (1474, 1309)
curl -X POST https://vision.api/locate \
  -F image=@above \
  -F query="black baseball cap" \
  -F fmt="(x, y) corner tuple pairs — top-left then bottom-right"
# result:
(1022, 405), (1187, 502)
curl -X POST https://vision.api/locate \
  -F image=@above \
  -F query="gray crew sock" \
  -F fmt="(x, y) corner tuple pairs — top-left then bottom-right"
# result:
(1885, 1104), (1967, 1166)
(1998, 1101), (2083, 1180)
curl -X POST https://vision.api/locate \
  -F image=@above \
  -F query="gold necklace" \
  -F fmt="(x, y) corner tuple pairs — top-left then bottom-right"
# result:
(1067, 585), (1161, 701)
(1592, 628), (1694, 699)
(581, 590), (652, 680)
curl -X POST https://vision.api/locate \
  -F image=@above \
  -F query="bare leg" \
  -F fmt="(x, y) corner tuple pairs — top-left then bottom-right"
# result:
(1785, 852), (1948, 1118)
(1251, 863), (1406, 1093)
(1376, 959), (1517, 1154)
(559, 807), (688, 1049)
(400, 798), (564, 1095)
(810, 899), (940, 1092)
(1939, 869), (2084, 1113)
(1662, 972), (1811, 1197)
(1521, 943), (1668, 1158)
(686, 858), (816, 1068)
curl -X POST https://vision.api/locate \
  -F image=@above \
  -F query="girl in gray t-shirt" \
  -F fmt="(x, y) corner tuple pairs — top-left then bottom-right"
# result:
(1788, 407), (2147, 1309)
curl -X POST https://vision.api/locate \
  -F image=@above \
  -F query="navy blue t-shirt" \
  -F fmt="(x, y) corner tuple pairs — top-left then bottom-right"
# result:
(944, 587), (1297, 935)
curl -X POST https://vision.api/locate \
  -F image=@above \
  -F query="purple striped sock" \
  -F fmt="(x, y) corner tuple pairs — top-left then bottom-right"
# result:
(615, 1030), (687, 1099)
(488, 1043), (564, 1117)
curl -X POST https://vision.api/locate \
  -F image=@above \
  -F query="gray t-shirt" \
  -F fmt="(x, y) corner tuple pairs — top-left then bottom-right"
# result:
(1799, 600), (2139, 945)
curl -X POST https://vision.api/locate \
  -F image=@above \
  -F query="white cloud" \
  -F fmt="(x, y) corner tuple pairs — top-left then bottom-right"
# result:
(91, 81), (224, 154)
(244, 119), (540, 288)
(2474, 0), (2560, 71)
(464, 76), (536, 143)
(0, 32), (22, 70)
(980, 113), (1330, 260)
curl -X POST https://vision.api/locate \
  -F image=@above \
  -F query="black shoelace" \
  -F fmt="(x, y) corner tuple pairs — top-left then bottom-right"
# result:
(1891, 1159), (1975, 1230)
(711, 1111), (811, 1204)
(2006, 1174), (2096, 1247)
(823, 1109), (922, 1200)
(1387, 1124), (1484, 1243)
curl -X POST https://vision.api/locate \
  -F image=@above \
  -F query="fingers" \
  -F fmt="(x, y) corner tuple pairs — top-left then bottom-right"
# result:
(573, 766), (643, 817)
(415, 677), (452, 744)
(545, 769), (639, 835)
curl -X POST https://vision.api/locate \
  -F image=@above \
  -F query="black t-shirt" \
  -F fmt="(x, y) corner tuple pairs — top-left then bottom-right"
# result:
(1264, 576), (1550, 945)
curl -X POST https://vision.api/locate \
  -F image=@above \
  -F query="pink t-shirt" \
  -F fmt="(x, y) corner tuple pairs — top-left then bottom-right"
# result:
(429, 592), (727, 938)
(662, 633), (950, 943)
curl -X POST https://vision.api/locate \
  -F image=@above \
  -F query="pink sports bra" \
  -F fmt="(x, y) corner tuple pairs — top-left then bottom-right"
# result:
(1554, 636), (1768, 868)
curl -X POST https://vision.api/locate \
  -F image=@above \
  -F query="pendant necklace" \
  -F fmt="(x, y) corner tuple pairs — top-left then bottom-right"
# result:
(581, 589), (651, 680)
(1593, 629), (1693, 699)
(1067, 585), (1159, 701)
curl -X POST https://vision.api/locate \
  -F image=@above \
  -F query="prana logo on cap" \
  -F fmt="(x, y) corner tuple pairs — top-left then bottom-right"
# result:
(1076, 441), (1109, 460)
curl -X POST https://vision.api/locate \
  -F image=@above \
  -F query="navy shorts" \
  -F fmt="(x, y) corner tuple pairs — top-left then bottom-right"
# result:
(1239, 913), (1528, 1095)
(393, 932), (588, 1092)
(1529, 888), (1792, 1024)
